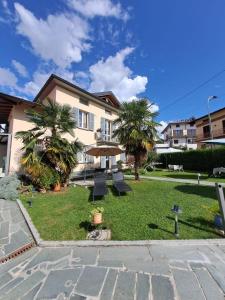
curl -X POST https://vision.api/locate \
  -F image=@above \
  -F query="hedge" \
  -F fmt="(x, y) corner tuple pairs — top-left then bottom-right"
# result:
(158, 147), (225, 173)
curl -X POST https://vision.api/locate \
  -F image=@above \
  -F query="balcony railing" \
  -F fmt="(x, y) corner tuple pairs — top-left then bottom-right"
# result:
(196, 128), (225, 141)
(95, 132), (119, 144)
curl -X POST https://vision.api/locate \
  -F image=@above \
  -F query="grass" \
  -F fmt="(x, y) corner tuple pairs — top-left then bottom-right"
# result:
(21, 180), (223, 241)
(135, 169), (225, 183)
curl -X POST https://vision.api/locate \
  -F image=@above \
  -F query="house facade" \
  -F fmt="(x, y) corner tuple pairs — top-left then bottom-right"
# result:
(162, 119), (197, 150)
(195, 106), (225, 148)
(0, 74), (125, 177)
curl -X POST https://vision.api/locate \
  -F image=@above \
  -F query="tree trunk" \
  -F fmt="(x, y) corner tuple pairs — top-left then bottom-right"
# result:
(134, 154), (140, 180)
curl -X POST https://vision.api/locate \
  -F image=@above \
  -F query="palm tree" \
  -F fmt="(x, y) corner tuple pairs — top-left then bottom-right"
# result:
(113, 99), (159, 180)
(16, 98), (82, 188)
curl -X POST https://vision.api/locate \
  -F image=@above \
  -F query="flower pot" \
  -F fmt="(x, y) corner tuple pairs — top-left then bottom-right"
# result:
(92, 213), (102, 225)
(54, 183), (61, 192)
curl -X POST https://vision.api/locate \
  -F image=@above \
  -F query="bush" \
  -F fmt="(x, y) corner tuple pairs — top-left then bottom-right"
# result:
(0, 175), (20, 201)
(159, 148), (225, 173)
(36, 167), (58, 190)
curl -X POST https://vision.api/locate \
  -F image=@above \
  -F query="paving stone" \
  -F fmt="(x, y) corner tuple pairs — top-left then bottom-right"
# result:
(149, 245), (204, 262)
(151, 275), (174, 300)
(100, 269), (118, 300)
(173, 269), (205, 300)
(99, 246), (151, 262)
(136, 273), (150, 300)
(125, 259), (170, 275)
(25, 247), (71, 270)
(190, 262), (204, 270)
(0, 273), (13, 288)
(0, 277), (24, 297)
(98, 259), (123, 268)
(194, 268), (224, 300)
(10, 209), (24, 223)
(47, 257), (70, 270)
(0, 237), (9, 245)
(0, 221), (9, 239)
(70, 294), (86, 300)
(72, 247), (98, 265)
(76, 266), (107, 297)
(114, 271), (135, 300)
(169, 260), (189, 270)
(21, 283), (42, 300)
(4, 271), (45, 300)
(36, 268), (81, 299)
(206, 264), (225, 293)
(4, 229), (31, 255)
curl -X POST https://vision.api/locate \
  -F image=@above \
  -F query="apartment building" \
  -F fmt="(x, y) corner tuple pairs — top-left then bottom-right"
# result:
(162, 118), (197, 150)
(0, 74), (124, 177)
(195, 106), (225, 148)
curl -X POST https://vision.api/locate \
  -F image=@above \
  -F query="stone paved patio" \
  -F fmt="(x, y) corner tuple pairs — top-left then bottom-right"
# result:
(0, 199), (33, 260)
(1, 198), (225, 299)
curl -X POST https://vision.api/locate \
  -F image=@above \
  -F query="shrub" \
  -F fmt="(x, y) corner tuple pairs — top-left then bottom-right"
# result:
(159, 147), (225, 173)
(0, 175), (20, 201)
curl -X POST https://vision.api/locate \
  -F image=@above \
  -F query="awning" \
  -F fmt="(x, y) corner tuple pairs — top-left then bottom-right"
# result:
(201, 138), (225, 145)
(86, 145), (124, 157)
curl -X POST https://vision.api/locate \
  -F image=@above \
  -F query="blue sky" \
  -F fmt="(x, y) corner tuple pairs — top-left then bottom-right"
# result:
(1, 0), (225, 128)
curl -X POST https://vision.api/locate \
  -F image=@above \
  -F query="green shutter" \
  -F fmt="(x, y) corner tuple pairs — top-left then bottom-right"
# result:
(89, 113), (94, 131)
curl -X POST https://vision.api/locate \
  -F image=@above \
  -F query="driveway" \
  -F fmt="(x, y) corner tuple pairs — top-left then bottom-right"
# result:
(0, 198), (225, 299)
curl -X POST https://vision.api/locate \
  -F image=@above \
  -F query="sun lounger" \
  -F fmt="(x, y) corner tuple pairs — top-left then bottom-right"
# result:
(112, 172), (132, 196)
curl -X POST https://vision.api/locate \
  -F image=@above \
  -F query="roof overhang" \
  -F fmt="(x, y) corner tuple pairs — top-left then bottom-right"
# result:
(0, 92), (35, 123)
(34, 74), (120, 112)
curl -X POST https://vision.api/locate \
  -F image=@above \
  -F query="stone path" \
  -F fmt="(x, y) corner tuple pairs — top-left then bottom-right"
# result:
(125, 174), (225, 187)
(1, 198), (225, 299)
(0, 199), (33, 261)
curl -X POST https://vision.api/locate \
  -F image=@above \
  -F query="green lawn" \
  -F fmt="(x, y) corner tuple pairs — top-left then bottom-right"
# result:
(137, 169), (225, 183)
(21, 180), (223, 241)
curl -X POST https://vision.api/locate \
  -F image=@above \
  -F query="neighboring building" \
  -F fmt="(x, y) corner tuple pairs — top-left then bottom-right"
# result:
(195, 106), (225, 148)
(154, 143), (183, 154)
(0, 74), (125, 177)
(161, 119), (197, 150)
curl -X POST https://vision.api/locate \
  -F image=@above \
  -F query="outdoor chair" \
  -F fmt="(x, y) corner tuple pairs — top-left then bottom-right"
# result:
(92, 174), (108, 201)
(112, 172), (132, 196)
(111, 164), (118, 173)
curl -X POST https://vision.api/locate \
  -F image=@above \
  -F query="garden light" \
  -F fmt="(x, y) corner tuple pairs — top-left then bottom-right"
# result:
(28, 199), (32, 208)
(171, 204), (182, 238)
(197, 173), (201, 185)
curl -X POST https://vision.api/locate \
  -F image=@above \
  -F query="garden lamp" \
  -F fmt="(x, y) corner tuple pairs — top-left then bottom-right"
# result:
(197, 173), (201, 185)
(28, 199), (32, 208)
(171, 204), (182, 238)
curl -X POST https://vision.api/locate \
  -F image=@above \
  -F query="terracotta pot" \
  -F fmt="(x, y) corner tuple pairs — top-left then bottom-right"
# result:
(92, 213), (102, 225)
(54, 183), (61, 192)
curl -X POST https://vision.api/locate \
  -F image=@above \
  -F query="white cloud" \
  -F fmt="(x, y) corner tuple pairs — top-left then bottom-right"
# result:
(156, 121), (168, 139)
(11, 60), (28, 77)
(14, 3), (91, 68)
(68, 0), (129, 21)
(89, 47), (148, 101)
(149, 103), (159, 113)
(0, 67), (18, 89)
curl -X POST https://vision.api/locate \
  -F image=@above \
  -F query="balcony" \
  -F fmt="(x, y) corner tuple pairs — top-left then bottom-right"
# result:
(95, 131), (119, 145)
(196, 128), (225, 141)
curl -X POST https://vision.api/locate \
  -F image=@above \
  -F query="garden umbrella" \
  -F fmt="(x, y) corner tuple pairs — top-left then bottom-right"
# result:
(86, 145), (124, 157)
(202, 138), (225, 145)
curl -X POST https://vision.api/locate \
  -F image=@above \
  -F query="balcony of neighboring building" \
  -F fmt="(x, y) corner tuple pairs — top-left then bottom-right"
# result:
(196, 126), (225, 141)
(165, 129), (196, 140)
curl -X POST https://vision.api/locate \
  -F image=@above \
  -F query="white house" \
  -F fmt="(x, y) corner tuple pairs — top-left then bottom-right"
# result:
(162, 118), (197, 150)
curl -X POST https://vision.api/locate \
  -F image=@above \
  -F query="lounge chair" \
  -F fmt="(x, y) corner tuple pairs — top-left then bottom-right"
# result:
(112, 172), (132, 196)
(92, 174), (108, 201)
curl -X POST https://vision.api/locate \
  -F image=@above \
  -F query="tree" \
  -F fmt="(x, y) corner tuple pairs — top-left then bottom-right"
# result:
(16, 98), (82, 189)
(113, 99), (159, 180)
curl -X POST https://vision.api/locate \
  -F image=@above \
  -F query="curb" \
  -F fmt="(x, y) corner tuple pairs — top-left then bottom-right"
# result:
(16, 199), (43, 245)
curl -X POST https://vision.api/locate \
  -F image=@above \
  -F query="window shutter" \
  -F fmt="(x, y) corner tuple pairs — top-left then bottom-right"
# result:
(100, 156), (106, 168)
(71, 108), (79, 126)
(101, 117), (105, 139)
(111, 156), (116, 165)
(120, 152), (126, 162)
(77, 151), (82, 163)
(89, 113), (94, 131)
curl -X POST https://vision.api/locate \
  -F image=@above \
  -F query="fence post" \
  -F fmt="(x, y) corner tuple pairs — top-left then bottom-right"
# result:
(215, 183), (225, 232)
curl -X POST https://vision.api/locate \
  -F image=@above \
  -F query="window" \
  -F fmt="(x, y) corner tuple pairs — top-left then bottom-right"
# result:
(173, 140), (179, 144)
(104, 119), (111, 141)
(173, 130), (183, 137)
(79, 110), (88, 129)
(203, 125), (210, 138)
(105, 109), (112, 115)
(79, 98), (89, 106)
(223, 120), (225, 133)
(77, 151), (94, 164)
(176, 124), (180, 128)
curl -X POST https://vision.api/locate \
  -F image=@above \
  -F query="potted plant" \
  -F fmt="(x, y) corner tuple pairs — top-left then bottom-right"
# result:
(52, 172), (61, 192)
(90, 207), (104, 225)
